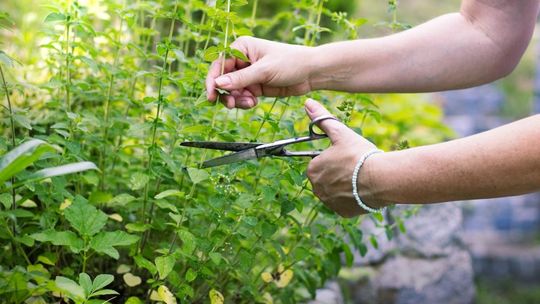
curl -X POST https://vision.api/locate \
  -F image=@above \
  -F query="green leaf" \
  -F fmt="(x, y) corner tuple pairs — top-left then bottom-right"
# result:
(31, 229), (84, 253)
(155, 255), (175, 280)
(155, 189), (183, 200)
(89, 231), (139, 259)
(203, 46), (220, 62)
(16, 161), (98, 187)
(0, 193), (12, 209)
(90, 289), (119, 297)
(129, 172), (149, 190)
(64, 200), (108, 237)
(185, 268), (197, 282)
(44, 12), (66, 23)
(92, 274), (114, 291)
(208, 252), (222, 265)
(79, 273), (93, 297)
(134, 255), (157, 276)
(187, 168), (209, 185)
(0, 139), (55, 185)
(177, 229), (196, 255)
(229, 48), (249, 62)
(369, 235), (379, 250)
(55, 276), (85, 300)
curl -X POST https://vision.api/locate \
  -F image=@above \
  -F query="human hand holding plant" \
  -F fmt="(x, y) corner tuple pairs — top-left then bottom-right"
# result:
(305, 98), (389, 218)
(206, 36), (315, 109)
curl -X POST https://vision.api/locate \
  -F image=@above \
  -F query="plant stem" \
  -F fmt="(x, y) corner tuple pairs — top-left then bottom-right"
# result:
(99, 18), (125, 190)
(64, 8), (72, 113)
(0, 65), (17, 234)
(250, 0), (258, 28)
(139, 1), (178, 253)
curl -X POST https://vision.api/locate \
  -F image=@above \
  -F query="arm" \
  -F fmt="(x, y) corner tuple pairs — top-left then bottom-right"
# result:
(362, 114), (540, 205)
(304, 99), (540, 217)
(206, 0), (539, 108)
(309, 0), (539, 93)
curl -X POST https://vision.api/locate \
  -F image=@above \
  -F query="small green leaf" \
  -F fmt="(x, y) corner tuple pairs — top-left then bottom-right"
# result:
(369, 235), (379, 249)
(44, 12), (66, 23)
(185, 268), (197, 282)
(31, 229), (84, 253)
(177, 229), (196, 255)
(229, 48), (249, 62)
(92, 274), (114, 291)
(79, 273), (93, 297)
(55, 276), (85, 300)
(203, 46), (220, 62)
(134, 255), (157, 276)
(90, 231), (139, 259)
(187, 168), (209, 185)
(155, 190), (183, 200)
(129, 172), (149, 190)
(64, 200), (108, 237)
(155, 255), (175, 280)
(90, 289), (120, 297)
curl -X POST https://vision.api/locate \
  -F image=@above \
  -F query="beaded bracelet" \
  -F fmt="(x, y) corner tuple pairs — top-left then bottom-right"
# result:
(352, 149), (386, 214)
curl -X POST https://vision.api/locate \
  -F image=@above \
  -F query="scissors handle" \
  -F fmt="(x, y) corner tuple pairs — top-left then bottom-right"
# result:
(309, 115), (340, 138)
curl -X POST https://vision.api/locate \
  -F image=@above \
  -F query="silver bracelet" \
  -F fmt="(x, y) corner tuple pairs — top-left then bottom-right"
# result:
(352, 149), (386, 214)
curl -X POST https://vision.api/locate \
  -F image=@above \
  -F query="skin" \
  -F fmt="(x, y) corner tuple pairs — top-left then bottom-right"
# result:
(206, 0), (540, 217)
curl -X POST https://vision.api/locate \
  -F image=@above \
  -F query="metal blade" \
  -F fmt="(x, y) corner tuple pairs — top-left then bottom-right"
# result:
(201, 148), (258, 168)
(180, 141), (262, 152)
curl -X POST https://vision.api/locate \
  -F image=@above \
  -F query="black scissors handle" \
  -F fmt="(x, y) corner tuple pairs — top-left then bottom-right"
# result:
(309, 115), (341, 139)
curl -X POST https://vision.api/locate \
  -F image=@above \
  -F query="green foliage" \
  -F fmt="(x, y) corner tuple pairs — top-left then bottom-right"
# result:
(0, 0), (452, 303)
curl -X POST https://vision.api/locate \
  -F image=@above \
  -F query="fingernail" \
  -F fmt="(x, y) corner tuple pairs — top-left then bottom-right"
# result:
(215, 75), (232, 87)
(305, 98), (317, 114)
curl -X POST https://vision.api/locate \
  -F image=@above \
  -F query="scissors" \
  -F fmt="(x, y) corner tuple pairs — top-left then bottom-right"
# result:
(180, 115), (340, 168)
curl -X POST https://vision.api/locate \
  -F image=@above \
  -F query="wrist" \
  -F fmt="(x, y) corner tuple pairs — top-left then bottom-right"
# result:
(356, 151), (393, 209)
(306, 44), (336, 91)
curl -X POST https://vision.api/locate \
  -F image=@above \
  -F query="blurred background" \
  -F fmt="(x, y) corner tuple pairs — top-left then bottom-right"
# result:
(2, 0), (540, 303)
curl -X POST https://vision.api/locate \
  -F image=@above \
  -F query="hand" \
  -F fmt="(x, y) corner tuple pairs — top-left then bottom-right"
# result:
(305, 99), (388, 217)
(206, 36), (315, 109)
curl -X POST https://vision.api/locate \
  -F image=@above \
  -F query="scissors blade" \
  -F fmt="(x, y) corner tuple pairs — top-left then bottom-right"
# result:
(181, 141), (261, 152)
(202, 148), (258, 168)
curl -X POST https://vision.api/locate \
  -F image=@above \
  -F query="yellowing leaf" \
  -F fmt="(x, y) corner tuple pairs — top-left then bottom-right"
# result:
(209, 289), (224, 304)
(277, 264), (284, 273)
(59, 199), (72, 210)
(108, 213), (123, 222)
(149, 290), (161, 301)
(261, 272), (273, 283)
(123, 273), (142, 287)
(275, 269), (293, 288)
(263, 292), (274, 304)
(21, 199), (37, 208)
(116, 264), (131, 274)
(157, 285), (177, 304)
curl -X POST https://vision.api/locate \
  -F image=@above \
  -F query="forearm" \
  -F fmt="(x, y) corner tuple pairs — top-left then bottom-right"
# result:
(363, 115), (540, 204)
(308, 2), (537, 93)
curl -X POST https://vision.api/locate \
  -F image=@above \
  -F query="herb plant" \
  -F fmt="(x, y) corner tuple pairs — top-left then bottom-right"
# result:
(0, 0), (452, 303)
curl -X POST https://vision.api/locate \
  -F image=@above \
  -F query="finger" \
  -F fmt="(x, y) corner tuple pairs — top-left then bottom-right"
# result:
(206, 57), (237, 102)
(235, 89), (257, 109)
(304, 98), (352, 144)
(215, 62), (268, 91)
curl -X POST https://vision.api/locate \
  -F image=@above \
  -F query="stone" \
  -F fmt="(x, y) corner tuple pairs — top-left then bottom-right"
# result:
(346, 249), (474, 304)
(309, 281), (344, 304)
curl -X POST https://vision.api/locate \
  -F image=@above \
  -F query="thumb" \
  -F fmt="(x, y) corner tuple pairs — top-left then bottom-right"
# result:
(215, 63), (266, 90)
(305, 98), (351, 144)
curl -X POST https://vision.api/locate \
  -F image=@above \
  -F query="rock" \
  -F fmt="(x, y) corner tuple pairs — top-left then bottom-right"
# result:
(346, 250), (474, 304)
(395, 204), (464, 258)
(309, 281), (344, 304)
